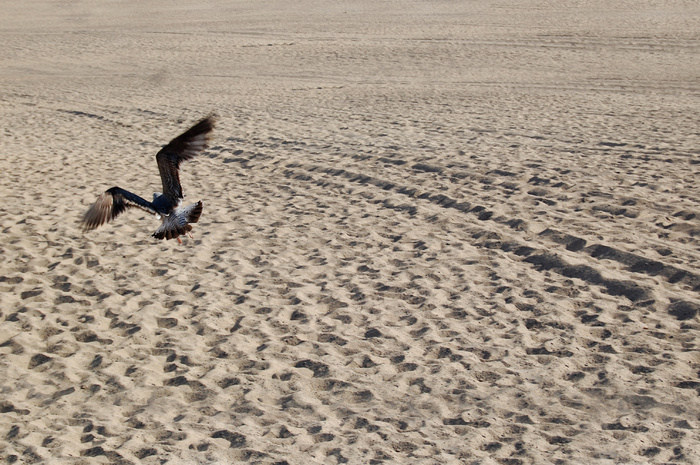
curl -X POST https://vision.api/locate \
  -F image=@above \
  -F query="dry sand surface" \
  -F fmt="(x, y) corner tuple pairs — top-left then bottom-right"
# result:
(2, 1), (700, 464)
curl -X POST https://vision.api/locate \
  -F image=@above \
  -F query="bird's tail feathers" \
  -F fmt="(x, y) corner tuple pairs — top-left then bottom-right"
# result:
(186, 201), (203, 224)
(152, 200), (203, 241)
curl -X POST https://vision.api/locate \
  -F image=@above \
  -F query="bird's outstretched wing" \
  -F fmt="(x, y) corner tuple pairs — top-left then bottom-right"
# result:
(81, 186), (157, 231)
(156, 116), (215, 206)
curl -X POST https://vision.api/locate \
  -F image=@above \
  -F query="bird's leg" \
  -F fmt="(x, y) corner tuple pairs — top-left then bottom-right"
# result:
(177, 236), (183, 245)
(187, 231), (194, 240)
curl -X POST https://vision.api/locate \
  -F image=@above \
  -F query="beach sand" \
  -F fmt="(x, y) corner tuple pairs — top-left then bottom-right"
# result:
(1, 1), (699, 463)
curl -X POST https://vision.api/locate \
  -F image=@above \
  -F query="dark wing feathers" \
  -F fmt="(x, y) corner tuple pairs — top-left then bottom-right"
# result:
(156, 116), (215, 202)
(81, 187), (157, 231)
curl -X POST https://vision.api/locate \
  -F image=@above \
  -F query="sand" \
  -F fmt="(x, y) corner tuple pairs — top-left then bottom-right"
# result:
(1, 1), (699, 463)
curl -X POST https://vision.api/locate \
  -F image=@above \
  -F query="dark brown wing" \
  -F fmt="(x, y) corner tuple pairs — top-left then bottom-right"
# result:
(155, 116), (215, 205)
(81, 187), (157, 232)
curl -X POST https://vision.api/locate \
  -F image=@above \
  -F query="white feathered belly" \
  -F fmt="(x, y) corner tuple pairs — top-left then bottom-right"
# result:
(152, 200), (203, 240)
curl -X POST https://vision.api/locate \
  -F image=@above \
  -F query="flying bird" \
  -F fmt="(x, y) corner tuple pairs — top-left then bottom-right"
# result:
(81, 116), (215, 244)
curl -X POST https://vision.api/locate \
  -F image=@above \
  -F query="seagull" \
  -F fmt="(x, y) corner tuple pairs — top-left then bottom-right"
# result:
(81, 116), (215, 244)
